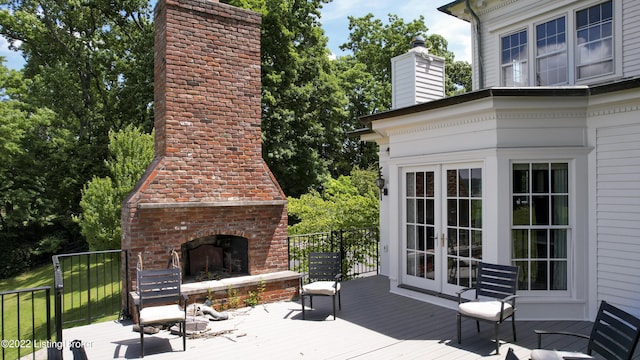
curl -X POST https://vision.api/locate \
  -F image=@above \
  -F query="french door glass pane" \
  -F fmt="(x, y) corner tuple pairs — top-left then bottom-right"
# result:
(471, 168), (482, 197)
(447, 167), (482, 287)
(416, 172), (425, 197)
(406, 173), (415, 197)
(407, 199), (415, 223)
(407, 225), (416, 250)
(471, 200), (482, 228)
(406, 171), (435, 280)
(459, 199), (469, 227)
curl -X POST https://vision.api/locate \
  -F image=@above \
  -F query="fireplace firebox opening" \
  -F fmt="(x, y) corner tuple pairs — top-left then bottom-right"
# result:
(181, 235), (249, 282)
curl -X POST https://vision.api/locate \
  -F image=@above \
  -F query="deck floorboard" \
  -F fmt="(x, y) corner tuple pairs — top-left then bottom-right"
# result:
(45, 275), (639, 359)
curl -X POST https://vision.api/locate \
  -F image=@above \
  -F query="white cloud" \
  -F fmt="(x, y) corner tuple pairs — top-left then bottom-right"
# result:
(320, 0), (471, 63)
(0, 36), (25, 70)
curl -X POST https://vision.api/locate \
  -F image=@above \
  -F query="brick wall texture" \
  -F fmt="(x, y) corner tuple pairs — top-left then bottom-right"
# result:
(121, 0), (289, 297)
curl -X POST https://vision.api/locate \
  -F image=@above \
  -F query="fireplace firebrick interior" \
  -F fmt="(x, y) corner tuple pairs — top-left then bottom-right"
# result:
(182, 235), (249, 281)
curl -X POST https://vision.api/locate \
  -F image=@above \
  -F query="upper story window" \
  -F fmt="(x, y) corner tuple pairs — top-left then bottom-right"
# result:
(501, 30), (528, 86)
(576, 0), (613, 79)
(536, 17), (567, 85)
(499, 0), (614, 86)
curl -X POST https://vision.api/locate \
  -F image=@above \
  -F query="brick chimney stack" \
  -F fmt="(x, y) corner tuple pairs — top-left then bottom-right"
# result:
(121, 0), (290, 298)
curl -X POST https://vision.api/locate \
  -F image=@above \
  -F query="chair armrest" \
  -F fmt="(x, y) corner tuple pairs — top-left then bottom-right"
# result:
(456, 287), (474, 304)
(535, 329), (590, 348)
(334, 273), (342, 281)
(181, 293), (189, 308)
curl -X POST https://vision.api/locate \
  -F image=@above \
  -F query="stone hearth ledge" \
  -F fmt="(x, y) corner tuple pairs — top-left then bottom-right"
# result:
(180, 270), (301, 296)
(137, 200), (287, 209)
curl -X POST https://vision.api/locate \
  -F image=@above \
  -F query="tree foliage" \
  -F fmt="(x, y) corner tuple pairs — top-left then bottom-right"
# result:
(75, 125), (153, 250)
(288, 167), (379, 235)
(225, 0), (349, 197)
(0, 0), (154, 241)
(339, 13), (472, 112)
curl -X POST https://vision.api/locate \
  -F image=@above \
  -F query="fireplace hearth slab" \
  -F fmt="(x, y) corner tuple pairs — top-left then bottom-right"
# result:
(180, 270), (300, 296)
(137, 200), (287, 209)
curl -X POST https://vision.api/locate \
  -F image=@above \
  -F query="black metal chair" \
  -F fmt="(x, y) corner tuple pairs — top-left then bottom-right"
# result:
(531, 301), (640, 360)
(300, 252), (342, 320)
(505, 347), (520, 360)
(134, 267), (187, 358)
(456, 262), (519, 355)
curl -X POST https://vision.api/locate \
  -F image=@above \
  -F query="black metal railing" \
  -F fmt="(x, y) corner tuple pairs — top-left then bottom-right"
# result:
(52, 249), (127, 345)
(288, 227), (379, 281)
(0, 287), (53, 360)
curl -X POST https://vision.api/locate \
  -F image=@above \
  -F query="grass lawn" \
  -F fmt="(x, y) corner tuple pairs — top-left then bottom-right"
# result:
(0, 255), (122, 359)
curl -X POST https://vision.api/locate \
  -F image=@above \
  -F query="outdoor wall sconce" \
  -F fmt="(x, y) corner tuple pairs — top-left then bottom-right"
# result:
(376, 167), (388, 197)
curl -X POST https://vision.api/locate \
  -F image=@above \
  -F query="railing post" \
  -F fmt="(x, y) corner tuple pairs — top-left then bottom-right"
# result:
(86, 253), (91, 324)
(46, 287), (52, 341)
(53, 256), (64, 349)
(124, 249), (130, 318)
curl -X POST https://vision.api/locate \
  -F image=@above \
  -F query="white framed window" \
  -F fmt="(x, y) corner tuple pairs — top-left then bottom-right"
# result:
(498, 0), (615, 86)
(575, 0), (613, 80)
(512, 162), (569, 291)
(536, 16), (567, 85)
(501, 30), (528, 86)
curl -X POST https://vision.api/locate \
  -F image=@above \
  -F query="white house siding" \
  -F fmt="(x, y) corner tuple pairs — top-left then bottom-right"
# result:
(594, 122), (640, 317)
(622, 0), (640, 77)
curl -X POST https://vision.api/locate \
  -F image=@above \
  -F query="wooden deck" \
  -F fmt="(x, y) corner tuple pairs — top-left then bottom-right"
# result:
(50, 275), (635, 359)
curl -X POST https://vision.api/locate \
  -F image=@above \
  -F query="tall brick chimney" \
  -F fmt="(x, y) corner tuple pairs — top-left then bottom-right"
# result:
(121, 0), (293, 302)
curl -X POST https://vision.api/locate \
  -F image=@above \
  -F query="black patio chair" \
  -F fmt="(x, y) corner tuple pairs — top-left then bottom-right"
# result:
(531, 300), (640, 360)
(456, 262), (519, 355)
(300, 252), (342, 320)
(134, 267), (187, 358)
(505, 347), (520, 360)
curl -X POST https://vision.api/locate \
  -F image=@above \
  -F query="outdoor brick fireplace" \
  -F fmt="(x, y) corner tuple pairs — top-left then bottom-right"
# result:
(121, 0), (299, 312)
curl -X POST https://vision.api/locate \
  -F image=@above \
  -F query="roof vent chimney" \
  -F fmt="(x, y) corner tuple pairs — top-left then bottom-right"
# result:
(391, 34), (446, 109)
(411, 35), (426, 48)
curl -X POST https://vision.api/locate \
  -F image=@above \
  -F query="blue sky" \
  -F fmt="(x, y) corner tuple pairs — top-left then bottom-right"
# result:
(0, 0), (470, 70)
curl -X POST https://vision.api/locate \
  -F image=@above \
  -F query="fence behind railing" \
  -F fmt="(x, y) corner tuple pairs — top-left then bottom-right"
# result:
(288, 227), (379, 282)
(0, 287), (52, 360)
(52, 249), (127, 345)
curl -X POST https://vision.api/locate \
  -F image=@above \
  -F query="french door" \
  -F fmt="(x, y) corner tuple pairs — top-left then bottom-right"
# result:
(402, 164), (483, 294)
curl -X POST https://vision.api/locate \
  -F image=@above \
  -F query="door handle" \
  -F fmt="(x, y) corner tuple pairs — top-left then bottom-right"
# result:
(441, 233), (445, 247)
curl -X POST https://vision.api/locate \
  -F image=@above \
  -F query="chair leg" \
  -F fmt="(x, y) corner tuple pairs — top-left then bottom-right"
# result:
(301, 294), (306, 320)
(338, 290), (341, 310)
(182, 320), (186, 351)
(494, 323), (500, 355)
(511, 314), (517, 341)
(332, 294), (336, 320)
(140, 324), (145, 358)
(457, 313), (462, 344)
(476, 320), (480, 333)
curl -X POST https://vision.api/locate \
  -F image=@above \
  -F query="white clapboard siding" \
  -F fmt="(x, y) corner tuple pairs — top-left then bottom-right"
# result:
(596, 123), (640, 317)
(623, 0), (640, 77)
(391, 50), (445, 109)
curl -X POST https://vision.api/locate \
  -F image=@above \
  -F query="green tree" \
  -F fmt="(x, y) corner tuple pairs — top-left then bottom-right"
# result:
(339, 14), (472, 111)
(75, 125), (153, 250)
(225, 0), (348, 197)
(0, 0), (155, 246)
(288, 167), (379, 235)
(0, 61), (69, 276)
